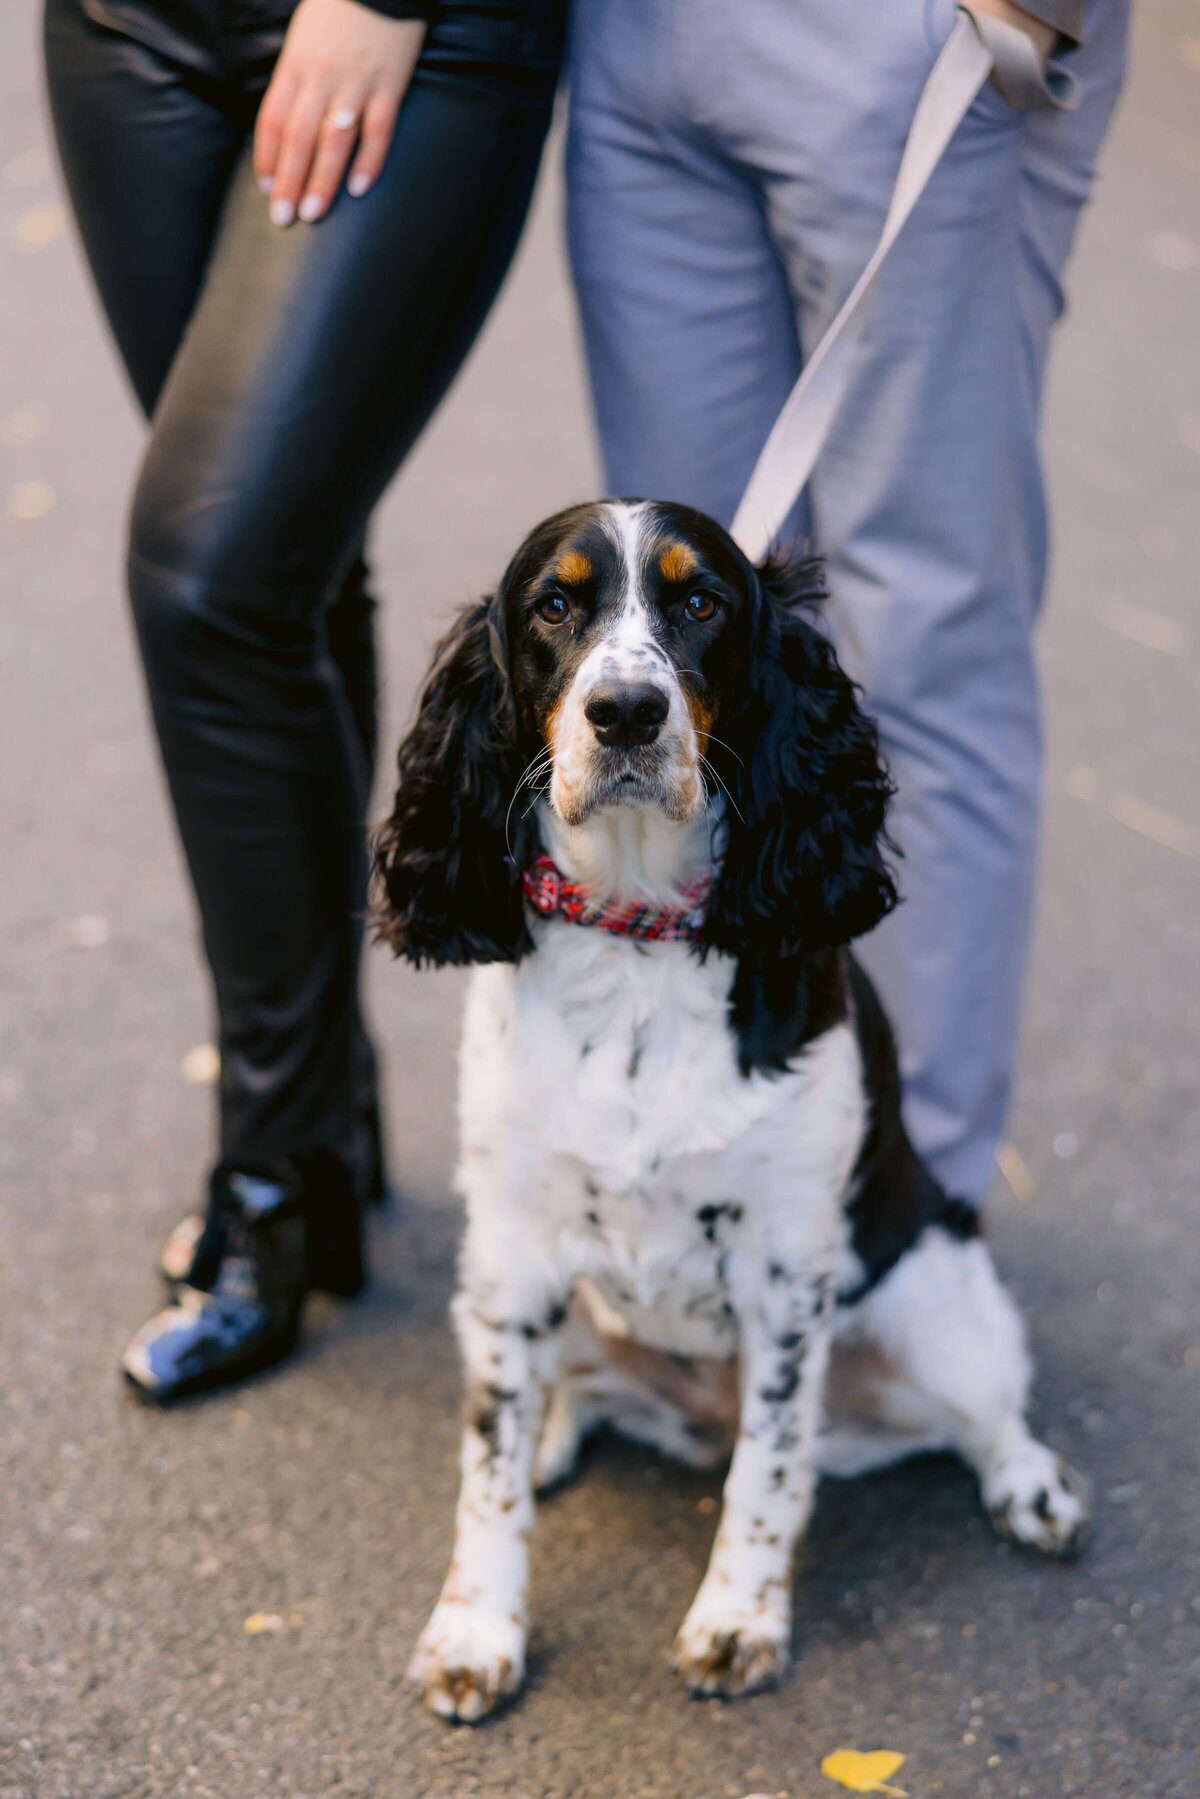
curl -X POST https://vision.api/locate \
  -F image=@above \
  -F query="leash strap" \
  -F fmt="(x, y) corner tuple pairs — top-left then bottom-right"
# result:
(729, 6), (1077, 565)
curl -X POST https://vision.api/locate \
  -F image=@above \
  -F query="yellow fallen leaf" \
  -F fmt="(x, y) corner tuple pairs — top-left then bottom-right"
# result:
(820, 1750), (907, 1795)
(1107, 790), (1197, 857)
(7, 480), (55, 522)
(181, 1042), (220, 1085)
(996, 1141), (1034, 1204)
(243, 1613), (284, 1635)
(13, 202), (65, 249)
(0, 400), (52, 447)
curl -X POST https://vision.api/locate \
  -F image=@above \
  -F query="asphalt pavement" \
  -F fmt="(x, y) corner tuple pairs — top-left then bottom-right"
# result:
(2, 1), (1199, 1794)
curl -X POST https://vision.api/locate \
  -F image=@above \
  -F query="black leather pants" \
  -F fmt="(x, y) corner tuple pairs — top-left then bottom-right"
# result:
(44, 0), (561, 1189)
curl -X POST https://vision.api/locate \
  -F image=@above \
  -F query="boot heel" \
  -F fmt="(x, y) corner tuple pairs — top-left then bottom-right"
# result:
(301, 1148), (367, 1298)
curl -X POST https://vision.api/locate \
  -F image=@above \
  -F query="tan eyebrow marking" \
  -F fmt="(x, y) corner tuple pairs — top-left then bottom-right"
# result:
(556, 549), (593, 585)
(659, 542), (698, 583)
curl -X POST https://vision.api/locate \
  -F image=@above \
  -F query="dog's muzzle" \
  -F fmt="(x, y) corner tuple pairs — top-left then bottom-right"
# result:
(551, 671), (702, 825)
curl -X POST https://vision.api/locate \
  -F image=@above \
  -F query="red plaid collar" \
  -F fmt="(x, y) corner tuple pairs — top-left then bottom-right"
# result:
(522, 851), (713, 945)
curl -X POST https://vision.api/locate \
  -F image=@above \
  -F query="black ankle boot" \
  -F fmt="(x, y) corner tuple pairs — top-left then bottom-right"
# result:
(296, 1146), (367, 1299)
(123, 1165), (309, 1404)
(356, 1098), (391, 1210)
(156, 1108), (385, 1289)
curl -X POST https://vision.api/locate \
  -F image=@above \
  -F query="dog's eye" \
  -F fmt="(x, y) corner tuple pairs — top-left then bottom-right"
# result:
(684, 592), (718, 623)
(536, 594), (572, 626)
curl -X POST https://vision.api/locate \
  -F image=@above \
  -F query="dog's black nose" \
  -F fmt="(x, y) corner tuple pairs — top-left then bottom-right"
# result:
(585, 682), (670, 749)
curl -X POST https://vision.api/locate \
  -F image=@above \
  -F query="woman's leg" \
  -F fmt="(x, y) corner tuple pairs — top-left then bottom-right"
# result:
(47, 0), (556, 1393)
(324, 545), (389, 1204)
(43, 0), (246, 417)
(44, 0), (389, 1266)
(125, 69), (552, 1184)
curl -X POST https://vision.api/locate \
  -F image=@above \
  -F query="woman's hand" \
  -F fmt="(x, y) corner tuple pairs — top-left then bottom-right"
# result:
(254, 0), (425, 227)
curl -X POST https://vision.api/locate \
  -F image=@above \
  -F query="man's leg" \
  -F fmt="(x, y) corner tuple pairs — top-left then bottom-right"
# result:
(769, 0), (1130, 1202)
(568, 0), (1129, 1202)
(566, 0), (804, 526)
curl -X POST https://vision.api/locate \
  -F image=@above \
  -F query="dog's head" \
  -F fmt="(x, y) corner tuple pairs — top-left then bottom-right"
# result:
(373, 500), (896, 967)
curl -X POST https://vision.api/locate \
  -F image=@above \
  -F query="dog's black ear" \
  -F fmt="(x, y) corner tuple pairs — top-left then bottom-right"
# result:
(373, 598), (532, 966)
(705, 552), (897, 962)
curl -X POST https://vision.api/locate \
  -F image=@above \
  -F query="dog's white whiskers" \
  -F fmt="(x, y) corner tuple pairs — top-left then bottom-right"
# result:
(699, 753), (743, 823)
(697, 729), (744, 767)
(505, 749), (554, 858)
(520, 777), (553, 821)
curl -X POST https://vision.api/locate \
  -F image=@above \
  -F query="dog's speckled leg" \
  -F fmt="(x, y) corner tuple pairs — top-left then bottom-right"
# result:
(409, 1279), (568, 1723)
(673, 1260), (836, 1699)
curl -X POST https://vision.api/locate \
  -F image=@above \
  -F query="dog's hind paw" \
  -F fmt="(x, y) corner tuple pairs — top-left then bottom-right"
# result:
(672, 1600), (790, 1699)
(408, 1604), (526, 1722)
(984, 1438), (1091, 1559)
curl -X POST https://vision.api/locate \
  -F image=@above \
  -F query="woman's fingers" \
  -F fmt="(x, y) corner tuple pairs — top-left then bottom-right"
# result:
(297, 98), (367, 221)
(346, 86), (401, 198)
(253, 0), (425, 225)
(253, 66), (298, 192)
(267, 85), (329, 226)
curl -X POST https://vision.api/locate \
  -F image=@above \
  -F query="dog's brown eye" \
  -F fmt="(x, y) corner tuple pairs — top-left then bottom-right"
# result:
(684, 592), (718, 623)
(536, 594), (571, 626)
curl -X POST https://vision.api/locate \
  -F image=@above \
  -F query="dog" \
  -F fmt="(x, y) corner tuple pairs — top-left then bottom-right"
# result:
(374, 499), (1089, 1722)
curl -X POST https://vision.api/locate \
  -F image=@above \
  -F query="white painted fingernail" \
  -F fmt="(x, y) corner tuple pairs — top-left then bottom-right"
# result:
(270, 198), (295, 227)
(257, 174), (273, 194)
(298, 194), (323, 223)
(347, 172), (371, 198)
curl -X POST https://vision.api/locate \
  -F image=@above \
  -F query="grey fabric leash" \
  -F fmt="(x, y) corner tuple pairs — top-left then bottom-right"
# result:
(729, 6), (1077, 565)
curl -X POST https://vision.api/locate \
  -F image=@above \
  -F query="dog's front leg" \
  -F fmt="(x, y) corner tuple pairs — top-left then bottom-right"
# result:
(673, 1260), (835, 1698)
(409, 1272), (567, 1722)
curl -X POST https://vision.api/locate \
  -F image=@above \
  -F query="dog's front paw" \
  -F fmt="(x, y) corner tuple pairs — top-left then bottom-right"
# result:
(408, 1602), (526, 1722)
(985, 1439), (1091, 1559)
(672, 1595), (790, 1699)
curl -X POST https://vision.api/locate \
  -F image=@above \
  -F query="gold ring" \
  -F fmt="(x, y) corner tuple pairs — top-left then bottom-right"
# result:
(326, 107), (357, 131)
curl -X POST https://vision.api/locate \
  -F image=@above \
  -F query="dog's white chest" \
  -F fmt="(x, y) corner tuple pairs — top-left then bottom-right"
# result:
(516, 922), (773, 1185)
(458, 925), (865, 1354)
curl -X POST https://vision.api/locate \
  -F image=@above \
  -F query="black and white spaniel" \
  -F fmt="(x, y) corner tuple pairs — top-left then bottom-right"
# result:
(375, 500), (1087, 1722)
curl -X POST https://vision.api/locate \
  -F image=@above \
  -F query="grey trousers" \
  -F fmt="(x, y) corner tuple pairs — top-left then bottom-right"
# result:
(566, 0), (1129, 1203)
